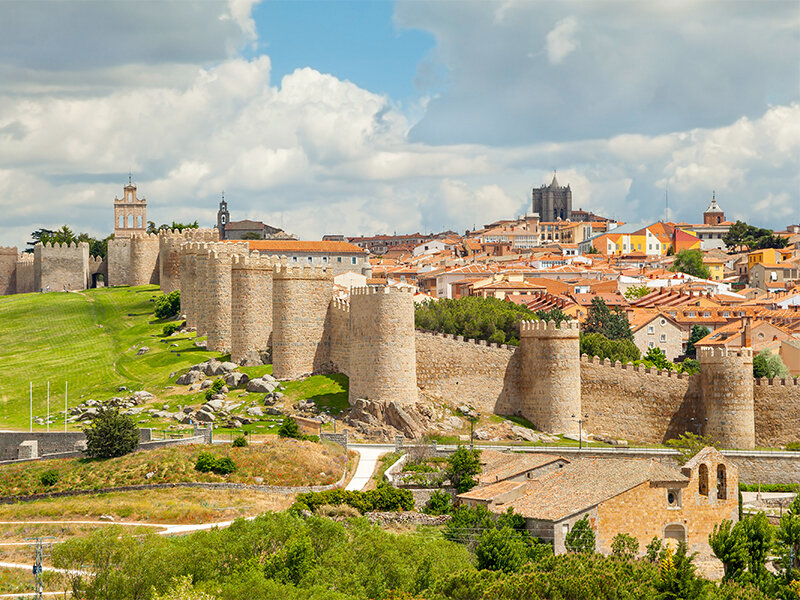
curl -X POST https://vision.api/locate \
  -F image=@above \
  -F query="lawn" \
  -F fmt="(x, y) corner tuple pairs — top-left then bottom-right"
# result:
(0, 437), (346, 496)
(0, 286), (222, 430)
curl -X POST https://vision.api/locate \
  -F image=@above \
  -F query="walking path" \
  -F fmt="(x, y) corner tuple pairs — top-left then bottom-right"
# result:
(345, 444), (389, 491)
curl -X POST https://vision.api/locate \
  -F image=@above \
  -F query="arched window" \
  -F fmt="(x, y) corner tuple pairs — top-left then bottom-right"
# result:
(664, 524), (686, 543)
(699, 464), (709, 496)
(717, 465), (727, 500)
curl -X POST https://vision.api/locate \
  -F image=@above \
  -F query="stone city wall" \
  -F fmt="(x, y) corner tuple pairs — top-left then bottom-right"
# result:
(129, 233), (160, 286)
(754, 378), (800, 447)
(581, 356), (700, 444)
(348, 287), (417, 405)
(230, 253), (275, 364)
(326, 298), (351, 375)
(107, 238), (131, 287)
(204, 250), (234, 353)
(179, 242), (199, 328)
(158, 228), (218, 294)
(0, 247), (18, 295)
(0, 432), (86, 461)
(34, 242), (89, 291)
(15, 253), (34, 294)
(700, 347), (755, 449)
(414, 331), (519, 415)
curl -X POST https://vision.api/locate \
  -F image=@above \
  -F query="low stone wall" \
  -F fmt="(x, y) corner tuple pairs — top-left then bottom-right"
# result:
(0, 432), (85, 461)
(754, 378), (800, 447)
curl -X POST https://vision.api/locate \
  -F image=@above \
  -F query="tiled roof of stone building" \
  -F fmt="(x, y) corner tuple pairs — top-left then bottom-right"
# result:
(227, 240), (367, 254)
(225, 219), (268, 230)
(459, 480), (527, 501)
(479, 453), (568, 484)
(497, 458), (688, 522)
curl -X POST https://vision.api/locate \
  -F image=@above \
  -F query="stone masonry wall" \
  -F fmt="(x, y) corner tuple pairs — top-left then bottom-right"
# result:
(754, 378), (800, 447)
(205, 250), (234, 353)
(272, 266), (333, 380)
(158, 230), (184, 294)
(15, 253), (34, 294)
(180, 242), (199, 328)
(0, 247), (17, 295)
(519, 320), (581, 435)
(129, 233), (160, 286)
(107, 238), (131, 287)
(348, 287), (417, 405)
(415, 331), (519, 415)
(326, 298), (351, 375)
(700, 347), (755, 449)
(34, 242), (89, 291)
(230, 253), (274, 364)
(581, 356), (700, 444)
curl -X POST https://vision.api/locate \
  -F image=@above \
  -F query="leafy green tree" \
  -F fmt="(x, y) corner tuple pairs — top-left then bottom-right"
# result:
(579, 332), (640, 363)
(582, 297), (634, 341)
(671, 249), (710, 279)
(532, 307), (571, 327)
(723, 220), (787, 252)
(443, 504), (496, 548)
(423, 490), (453, 515)
(475, 527), (527, 573)
(665, 432), (718, 464)
(624, 284), (651, 301)
(564, 516), (595, 553)
(642, 347), (671, 370)
(147, 221), (158, 234)
(753, 350), (789, 379)
(83, 406), (139, 459)
(723, 221), (752, 251)
(154, 290), (181, 319)
(646, 536), (666, 562)
(611, 533), (639, 560)
(656, 543), (704, 600)
(445, 446), (482, 493)
(241, 231), (263, 240)
(738, 512), (775, 588)
(709, 520), (747, 582)
(686, 325), (710, 358)
(152, 576), (216, 600)
(753, 234), (788, 249)
(278, 417), (304, 440)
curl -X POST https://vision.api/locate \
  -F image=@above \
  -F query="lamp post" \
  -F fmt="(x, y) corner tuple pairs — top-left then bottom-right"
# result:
(689, 417), (708, 436)
(468, 412), (480, 450)
(572, 413), (589, 450)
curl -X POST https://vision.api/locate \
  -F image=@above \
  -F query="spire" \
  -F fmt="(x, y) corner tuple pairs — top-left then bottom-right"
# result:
(551, 169), (559, 188)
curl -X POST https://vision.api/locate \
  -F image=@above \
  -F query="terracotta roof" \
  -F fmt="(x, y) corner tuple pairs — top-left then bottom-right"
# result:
(480, 453), (568, 484)
(225, 219), (268, 230)
(499, 458), (688, 521)
(459, 480), (528, 501)
(227, 240), (366, 254)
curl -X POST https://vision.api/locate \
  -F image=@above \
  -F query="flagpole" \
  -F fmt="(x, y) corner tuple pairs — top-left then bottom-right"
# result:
(29, 382), (32, 433)
(47, 381), (50, 433)
(65, 381), (68, 433)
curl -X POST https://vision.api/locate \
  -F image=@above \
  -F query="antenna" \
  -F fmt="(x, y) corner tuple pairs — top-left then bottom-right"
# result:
(128, 170), (132, 186)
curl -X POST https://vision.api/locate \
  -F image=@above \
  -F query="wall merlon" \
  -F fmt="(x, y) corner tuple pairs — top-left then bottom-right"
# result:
(273, 265), (332, 280)
(15, 253), (33, 263)
(0, 247), (18, 255)
(699, 347), (753, 360)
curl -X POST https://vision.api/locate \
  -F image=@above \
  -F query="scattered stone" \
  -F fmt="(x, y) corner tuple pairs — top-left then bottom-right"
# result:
(99, 514), (116, 522)
(511, 425), (540, 442)
(247, 378), (277, 393)
(246, 406), (264, 417)
(219, 362), (238, 373)
(224, 372), (249, 389)
(220, 385), (229, 394)
(136, 346), (150, 355)
(265, 407), (283, 416)
(193, 410), (215, 423)
(445, 416), (463, 430)
(253, 477), (264, 485)
(188, 383), (201, 392)
(176, 370), (204, 385)
(200, 379), (214, 390)
(117, 386), (127, 392)
(204, 399), (224, 412)
(144, 472), (155, 480)
(473, 427), (491, 441)
(132, 391), (154, 402)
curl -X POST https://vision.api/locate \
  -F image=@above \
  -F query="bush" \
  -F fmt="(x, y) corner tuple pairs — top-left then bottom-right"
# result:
(611, 533), (639, 560)
(423, 490), (453, 515)
(753, 349), (789, 379)
(232, 435), (248, 448)
(564, 516), (595, 553)
(162, 322), (178, 336)
(154, 290), (181, 319)
(83, 406), (140, 459)
(579, 332), (640, 363)
(476, 527), (528, 573)
(278, 417), (304, 439)
(40, 469), (59, 487)
(194, 451), (237, 475)
(445, 446), (482, 493)
(293, 483), (414, 514)
(739, 483), (799, 493)
(785, 442), (800, 452)
(204, 378), (225, 401)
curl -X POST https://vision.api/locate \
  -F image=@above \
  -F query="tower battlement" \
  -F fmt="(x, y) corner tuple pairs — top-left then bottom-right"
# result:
(699, 347), (754, 360)
(273, 265), (332, 280)
(0, 246), (18, 256)
(350, 286), (413, 296)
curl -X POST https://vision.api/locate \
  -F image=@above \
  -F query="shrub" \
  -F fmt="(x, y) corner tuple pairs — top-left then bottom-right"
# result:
(564, 516), (595, 553)
(476, 527), (527, 573)
(315, 504), (361, 519)
(232, 435), (248, 448)
(83, 406), (139, 459)
(423, 490), (453, 515)
(195, 451), (218, 473)
(753, 349), (789, 379)
(214, 456), (237, 475)
(611, 533), (639, 560)
(579, 332), (640, 363)
(40, 469), (59, 487)
(785, 442), (800, 452)
(278, 417), (304, 439)
(162, 323), (178, 336)
(666, 432), (719, 465)
(154, 290), (181, 319)
(445, 446), (482, 493)
(293, 483), (414, 514)
(204, 378), (224, 401)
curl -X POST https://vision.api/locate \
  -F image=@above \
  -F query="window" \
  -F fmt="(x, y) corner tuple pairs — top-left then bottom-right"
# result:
(647, 325), (654, 334)
(667, 489), (681, 509)
(351, 257), (357, 265)
(292, 256), (298, 263)
(337, 257), (342, 263)
(648, 341), (654, 348)
(322, 256), (328, 263)
(699, 464), (709, 496)
(307, 256), (313, 263)
(717, 465), (727, 500)
(660, 318), (667, 326)
(660, 334), (666, 342)
(664, 524), (686, 543)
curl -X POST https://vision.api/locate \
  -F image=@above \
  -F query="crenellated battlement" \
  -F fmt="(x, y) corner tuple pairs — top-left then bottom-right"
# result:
(231, 252), (272, 269)
(36, 241), (88, 250)
(415, 329), (514, 351)
(580, 354), (695, 379)
(756, 377), (800, 387)
(129, 232), (158, 241)
(350, 285), (413, 296)
(520, 319), (580, 333)
(273, 265), (332, 280)
(0, 247), (18, 255)
(331, 297), (351, 313)
(699, 347), (753, 360)
(15, 253), (33, 263)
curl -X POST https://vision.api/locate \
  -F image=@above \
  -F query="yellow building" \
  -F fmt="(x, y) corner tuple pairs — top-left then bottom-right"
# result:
(748, 248), (780, 272)
(702, 256), (725, 281)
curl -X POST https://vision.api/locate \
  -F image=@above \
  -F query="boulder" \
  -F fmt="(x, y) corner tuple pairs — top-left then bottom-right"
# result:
(511, 425), (540, 442)
(246, 406), (264, 417)
(219, 362), (238, 373)
(224, 372), (249, 389)
(136, 346), (150, 355)
(238, 350), (263, 367)
(182, 406), (194, 414)
(132, 391), (154, 402)
(188, 383), (201, 392)
(265, 407), (283, 416)
(176, 370), (204, 385)
(193, 410), (215, 423)
(247, 378), (277, 393)
(204, 399), (224, 412)
(174, 413), (192, 424)
(200, 379), (214, 390)
(202, 359), (221, 376)
(445, 416), (463, 430)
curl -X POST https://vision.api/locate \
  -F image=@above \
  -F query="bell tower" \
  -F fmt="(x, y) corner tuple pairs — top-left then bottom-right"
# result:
(217, 193), (230, 240)
(113, 174), (147, 239)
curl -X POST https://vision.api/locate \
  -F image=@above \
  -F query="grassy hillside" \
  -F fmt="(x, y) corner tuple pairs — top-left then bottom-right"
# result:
(0, 286), (221, 429)
(0, 437), (346, 496)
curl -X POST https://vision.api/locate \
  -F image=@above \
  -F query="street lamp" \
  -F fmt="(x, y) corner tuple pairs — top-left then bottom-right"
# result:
(572, 413), (589, 450)
(467, 411), (480, 450)
(689, 417), (708, 436)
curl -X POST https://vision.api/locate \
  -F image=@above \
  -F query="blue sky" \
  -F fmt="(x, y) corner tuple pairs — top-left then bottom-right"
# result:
(0, 0), (797, 248)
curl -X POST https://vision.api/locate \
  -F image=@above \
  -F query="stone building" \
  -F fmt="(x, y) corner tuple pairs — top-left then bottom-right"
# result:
(462, 447), (737, 555)
(631, 311), (683, 360)
(34, 241), (90, 291)
(216, 196), (286, 240)
(532, 173), (572, 222)
(703, 193), (725, 226)
(114, 180), (147, 239)
(230, 240), (372, 278)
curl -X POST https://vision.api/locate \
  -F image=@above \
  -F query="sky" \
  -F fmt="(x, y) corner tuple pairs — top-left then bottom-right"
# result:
(0, 0), (798, 249)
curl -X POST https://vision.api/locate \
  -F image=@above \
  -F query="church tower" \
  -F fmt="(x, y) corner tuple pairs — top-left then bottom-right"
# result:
(532, 172), (572, 222)
(217, 194), (230, 240)
(703, 192), (724, 225)
(113, 176), (147, 239)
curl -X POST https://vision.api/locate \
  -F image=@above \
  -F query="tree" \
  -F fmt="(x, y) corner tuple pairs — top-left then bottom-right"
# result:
(533, 307), (570, 327)
(475, 527), (527, 573)
(241, 232), (263, 240)
(579, 332), (640, 363)
(723, 220), (787, 252)
(582, 297), (634, 341)
(642, 347), (671, 370)
(445, 446), (482, 493)
(656, 543), (704, 600)
(723, 221), (752, 252)
(665, 432), (718, 465)
(776, 494), (800, 593)
(83, 406), (139, 459)
(564, 516), (595, 553)
(686, 325), (710, 358)
(753, 350), (789, 379)
(154, 291), (181, 319)
(738, 512), (774, 588)
(709, 520), (747, 582)
(671, 250), (710, 279)
(146, 221), (158, 234)
(278, 416), (304, 439)
(624, 284), (651, 301)
(611, 533), (639, 560)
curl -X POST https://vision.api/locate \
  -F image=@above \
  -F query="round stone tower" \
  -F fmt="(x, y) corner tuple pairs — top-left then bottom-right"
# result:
(179, 242), (199, 328)
(271, 265), (333, 380)
(158, 229), (183, 294)
(129, 232), (160, 286)
(348, 286), (417, 405)
(700, 347), (754, 449)
(519, 320), (581, 435)
(205, 249), (234, 353)
(230, 253), (274, 365)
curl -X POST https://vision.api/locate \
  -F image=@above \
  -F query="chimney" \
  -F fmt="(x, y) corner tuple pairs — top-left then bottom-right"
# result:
(741, 317), (753, 347)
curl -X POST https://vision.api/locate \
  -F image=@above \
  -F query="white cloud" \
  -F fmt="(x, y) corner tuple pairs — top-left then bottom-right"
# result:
(546, 17), (580, 64)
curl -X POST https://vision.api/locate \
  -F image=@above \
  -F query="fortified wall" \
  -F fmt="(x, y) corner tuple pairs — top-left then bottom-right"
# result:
(171, 240), (800, 450)
(34, 242), (90, 292)
(0, 247), (17, 296)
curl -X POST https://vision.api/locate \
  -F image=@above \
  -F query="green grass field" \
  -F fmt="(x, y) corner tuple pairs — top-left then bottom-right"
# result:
(0, 286), (221, 430)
